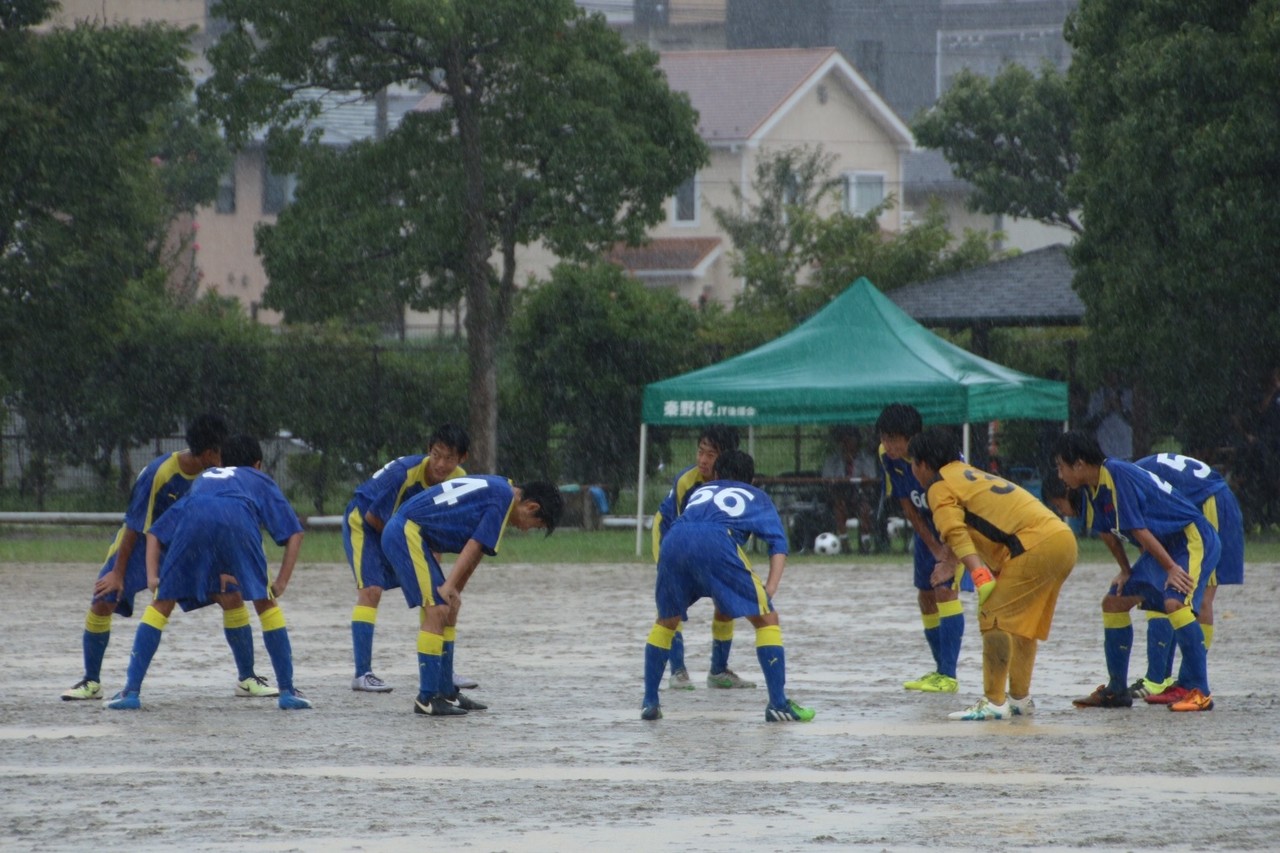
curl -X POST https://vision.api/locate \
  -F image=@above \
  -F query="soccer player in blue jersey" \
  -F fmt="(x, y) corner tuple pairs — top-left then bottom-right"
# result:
(106, 435), (311, 711)
(60, 415), (278, 702)
(651, 425), (755, 691)
(1129, 453), (1244, 703)
(641, 449), (814, 723)
(876, 404), (967, 694)
(1054, 431), (1220, 712)
(344, 424), (469, 693)
(381, 475), (563, 717)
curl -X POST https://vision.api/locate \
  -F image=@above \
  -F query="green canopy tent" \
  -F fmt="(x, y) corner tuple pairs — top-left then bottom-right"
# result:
(634, 277), (1068, 551)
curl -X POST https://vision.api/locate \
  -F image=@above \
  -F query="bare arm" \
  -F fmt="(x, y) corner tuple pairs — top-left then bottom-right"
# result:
(145, 532), (162, 593)
(363, 511), (385, 533)
(763, 552), (785, 599)
(439, 539), (486, 599)
(901, 499), (952, 562)
(270, 531), (305, 598)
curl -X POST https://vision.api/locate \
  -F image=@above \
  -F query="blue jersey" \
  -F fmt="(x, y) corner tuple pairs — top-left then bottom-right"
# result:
(1135, 453), (1244, 585)
(151, 465), (303, 549)
(674, 480), (789, 556)
(392, 475), (516, 557)
(1133, 454), (1226, 506)
(352, 454), (467, 522)
(879, 445), (935, 530)
(1083, 458), (1206, 543)
(652, 464), (704, 559)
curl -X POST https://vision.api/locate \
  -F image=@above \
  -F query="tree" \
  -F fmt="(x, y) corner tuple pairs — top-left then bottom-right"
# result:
(201, 0), (708, 470)
(913, 64), (1082, 235)
(508, 262), (704, 491)
(1067, 0), (1280, 451)
(0, 9), (229, 504)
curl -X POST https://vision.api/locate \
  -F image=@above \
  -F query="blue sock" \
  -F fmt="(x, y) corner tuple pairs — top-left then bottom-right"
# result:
(442, 638), (456, 696)
(418, 652), (443, 701)
(644, 642), (670, 707)
(668, 628), (686, 673)
(262, 628), (294, 693)
(351, 621), (374, 677)
(1103, 622), (1132, 693)
(937, 601), (964, 679)
(1173, 619), (1209, 694)
(124, 622), (164, 694)
(224, 624), (256, 681)
(923, 614), (942, 672)
(83, 629), (111, 684)
(756, 637), (787, 708)
(1145, 616), (1175, 683)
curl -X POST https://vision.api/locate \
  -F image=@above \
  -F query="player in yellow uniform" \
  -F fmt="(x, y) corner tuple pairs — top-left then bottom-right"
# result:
(908, 427), (1077, 720)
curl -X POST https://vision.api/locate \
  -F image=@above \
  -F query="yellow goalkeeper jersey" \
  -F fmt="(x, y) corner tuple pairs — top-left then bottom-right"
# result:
(926, 461), (1070, 569)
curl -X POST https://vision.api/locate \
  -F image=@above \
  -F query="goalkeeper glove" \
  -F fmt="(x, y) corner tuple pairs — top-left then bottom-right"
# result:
(971, 565), (996, 607)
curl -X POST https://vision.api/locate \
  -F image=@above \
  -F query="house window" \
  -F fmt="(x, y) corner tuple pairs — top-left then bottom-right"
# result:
(844, 172), (885, 216)
(673, 175), (698, 225)
(262, 166), (297, 215)
(215, 170), (236, 214)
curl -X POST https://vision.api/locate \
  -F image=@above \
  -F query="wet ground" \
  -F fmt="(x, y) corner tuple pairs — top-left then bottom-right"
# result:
(3, 555), (1279, 851)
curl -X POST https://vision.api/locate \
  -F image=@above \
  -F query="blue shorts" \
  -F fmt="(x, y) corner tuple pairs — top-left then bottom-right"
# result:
(1110, 521), (1219, 614)
(342, 502), (400, 591)
(654, 523), (773, 621)
(912, 535), (974, 592)
(1206, 492), (1244, 586)
(91, 528), (148, 618)
(155, 517), (271, 604)
(381, 516), (446, 610)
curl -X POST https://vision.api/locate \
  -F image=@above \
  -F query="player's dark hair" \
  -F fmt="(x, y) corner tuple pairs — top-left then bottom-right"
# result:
(907, 427), (961, 472)
(221, 434), (263, 468)
(875, 403), (923, 438)
(712, 449), (755, 484)
(186, 413), (229, 455)
(519, 481), (564, 536)
(698, 424), (739, 454)
(428, 423), (470, 456)
(1051, 429), (1105, 466)
(1040, 474), (1081, 517)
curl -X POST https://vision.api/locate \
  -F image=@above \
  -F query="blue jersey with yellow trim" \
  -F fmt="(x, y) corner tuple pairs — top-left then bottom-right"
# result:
(1084, 458), (1205, 543)
(151, 465), (302, 548)
(353, 454), (466, 522)
(879, 445), (938, 533)
(673, 480), (789, 556)
(123, 451), (199, 534)
(392, 475), (515, 556)
(1133, 454), (1227, 506)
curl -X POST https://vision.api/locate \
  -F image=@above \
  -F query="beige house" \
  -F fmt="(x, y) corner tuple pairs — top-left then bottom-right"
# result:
(609, 47), (913, 306)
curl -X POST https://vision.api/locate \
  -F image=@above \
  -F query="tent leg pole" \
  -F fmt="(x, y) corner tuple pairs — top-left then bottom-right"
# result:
(635, 423), (648, 557)
(963, 422), (971, 462)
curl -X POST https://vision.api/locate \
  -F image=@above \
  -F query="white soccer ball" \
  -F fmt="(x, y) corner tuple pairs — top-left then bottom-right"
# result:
(813, 531), (841, 555)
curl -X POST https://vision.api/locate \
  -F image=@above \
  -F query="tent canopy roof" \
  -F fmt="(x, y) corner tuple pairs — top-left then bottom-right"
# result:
(642, 277), (1067, 426)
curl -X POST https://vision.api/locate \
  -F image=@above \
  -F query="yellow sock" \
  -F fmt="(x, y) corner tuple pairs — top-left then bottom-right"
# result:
(647, 624), (676, 649)
(223, 605), (251, 629)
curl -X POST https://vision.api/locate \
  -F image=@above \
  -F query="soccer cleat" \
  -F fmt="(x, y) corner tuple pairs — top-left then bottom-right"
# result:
(1008, 695), (1036, 717)
(1072, 685), (1133, 708)
(917, 673), (959, 693)
(1168, 688), (1214, 712)
(903, 671), (941, 691)
(667, 668), (695, 690)
(106, 690), (140, 710)
(444, 692), (487, 711)
(351, 672), (394, 693)
(640, 704), (663, 721)
(949, 698), (1010, 720)
(61, 679), (103, 701)
(1144, 684), (1190, 705)
(277, 688), (312, 710)
(453, 674), (479, 690)
(764, 699), (816, 722)
(236, 675), (280, 698)
(414, 695), (467, 716)
(1128, 676), (1169, 699)
(706, 668), (756, 689)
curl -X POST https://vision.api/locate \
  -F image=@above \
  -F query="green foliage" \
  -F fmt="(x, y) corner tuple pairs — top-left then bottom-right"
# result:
(0, 10), (231, 505)
(202, 0), (708, 468)
(913, 64), (1082, 234)
(508, 262), (703, 489)
(1067, 0), (1280, 449)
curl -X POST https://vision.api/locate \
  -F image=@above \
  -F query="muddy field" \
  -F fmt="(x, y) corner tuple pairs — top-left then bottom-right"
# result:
(2, 553), (1278, 852)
